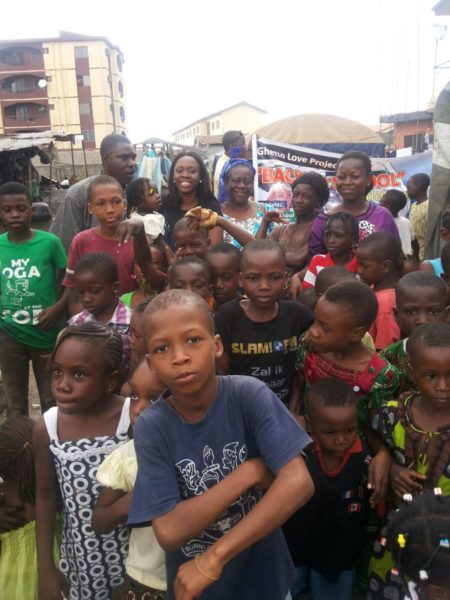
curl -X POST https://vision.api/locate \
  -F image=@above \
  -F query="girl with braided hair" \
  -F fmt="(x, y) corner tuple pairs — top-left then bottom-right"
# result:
(0, 416), (59, 599)
(387, 492), (450, 599)
(34, 322), (131, 600)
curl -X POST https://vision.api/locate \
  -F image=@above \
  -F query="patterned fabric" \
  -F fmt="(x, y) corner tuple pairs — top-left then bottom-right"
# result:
(367, 393), (450, 599)
(222, 205), (267, 249)
(380, 339), (413, 396)
(309, 202), (400, 257)
(410, 199), (429, 260)
(373, 393), (450, 490)
(44, 402), (131, 600)
(68, 299), (132, 373)
(296, 346), (399, 435)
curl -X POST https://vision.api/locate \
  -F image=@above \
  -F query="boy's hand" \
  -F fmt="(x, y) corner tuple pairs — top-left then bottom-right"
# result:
(390, 463), (427, 498)
(367, 447), (392, 508)
(185, 207), (218, 230)
(262, 210), (288, 224)
(288, 273), (302, 300)
(116, 218), (144, 244)
(174, 552), (222, 600)
(38, 566), (70, 600)
(173, 247), (187, 261)
(36, 304), (63, 330)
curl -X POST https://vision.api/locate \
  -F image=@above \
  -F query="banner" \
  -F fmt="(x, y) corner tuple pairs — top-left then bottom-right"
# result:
(252, 135), (432, 216)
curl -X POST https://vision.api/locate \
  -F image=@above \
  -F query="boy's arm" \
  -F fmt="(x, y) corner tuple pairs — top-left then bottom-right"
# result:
(92, 487), (131, 534)
(174, 456), (314, 599)
(215, 215), (253, 247)
(34, 418), (70, 600)
(290, 366), (306, 419)
(365, 408), (393, 507)
(152, 457), (273, 551)
(288, 371), (306, 428)
(117, 218), (161, 290)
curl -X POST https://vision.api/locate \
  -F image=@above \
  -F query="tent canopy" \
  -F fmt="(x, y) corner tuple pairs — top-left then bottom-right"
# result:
(253, 114), (385, 157)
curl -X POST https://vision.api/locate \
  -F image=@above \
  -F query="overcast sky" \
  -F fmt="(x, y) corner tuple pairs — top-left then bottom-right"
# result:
(1, 0), (449, 142)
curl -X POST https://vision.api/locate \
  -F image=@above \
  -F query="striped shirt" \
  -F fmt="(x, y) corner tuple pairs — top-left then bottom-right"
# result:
(68, 299), (132, 373)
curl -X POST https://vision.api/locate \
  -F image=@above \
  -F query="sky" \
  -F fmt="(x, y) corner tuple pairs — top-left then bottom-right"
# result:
(1, 0), (449, 142)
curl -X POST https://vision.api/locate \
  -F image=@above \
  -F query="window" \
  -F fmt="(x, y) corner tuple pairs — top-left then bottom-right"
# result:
(2, 76), (40, 93)
(119, 106), (125, 122)
(48, 104), (54, 110)
(16, 106), (29, 121)
(74, 46), (88, 59)
(3, 51), (24, 65)
(30, 49), (41, 62)
(82, 130), (96, 143)
(404, 134), (426, 153)
(76, 74), (90, 87)
(5, 102), (47, 121)
(42, 47), (49, 54)
(117, 54), (123, 72)
(11, 79), (26, 92)
(46, 76), (52, 82)
(118, 80), (124, 97)
(215, 119), (220, 129)
(79, 103), (92, 115)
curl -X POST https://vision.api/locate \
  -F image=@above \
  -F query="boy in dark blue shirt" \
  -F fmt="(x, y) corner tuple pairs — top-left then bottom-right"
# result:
(128, 289), (314, 600)
(283, 378), (371, 600)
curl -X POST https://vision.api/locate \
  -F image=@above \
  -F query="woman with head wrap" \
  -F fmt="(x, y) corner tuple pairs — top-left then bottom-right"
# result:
(217, 159), (265, 250)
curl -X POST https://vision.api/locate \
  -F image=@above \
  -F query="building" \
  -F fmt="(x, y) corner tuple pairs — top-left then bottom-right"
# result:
(172, 101), (266, 146)
(379, 110), (434, 153)
(0, 31), (127, 149)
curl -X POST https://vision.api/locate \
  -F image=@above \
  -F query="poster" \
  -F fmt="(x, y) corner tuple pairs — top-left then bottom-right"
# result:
(252, 135), (432, 216)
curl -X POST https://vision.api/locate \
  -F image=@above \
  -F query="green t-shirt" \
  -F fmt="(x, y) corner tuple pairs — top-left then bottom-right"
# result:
(0, 230), (67, 348)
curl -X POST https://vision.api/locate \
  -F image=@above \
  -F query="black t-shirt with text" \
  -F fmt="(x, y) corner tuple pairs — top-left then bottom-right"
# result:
(214, 300), (313, 405)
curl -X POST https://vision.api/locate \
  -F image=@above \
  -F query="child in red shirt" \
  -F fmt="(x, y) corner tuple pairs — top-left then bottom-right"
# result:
(63, 175), (161, 296)
(303, 213), (359, 289)
(356, 231), (402, 351)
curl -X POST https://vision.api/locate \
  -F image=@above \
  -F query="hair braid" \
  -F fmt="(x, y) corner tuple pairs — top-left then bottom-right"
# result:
(0, 416), (36, 504)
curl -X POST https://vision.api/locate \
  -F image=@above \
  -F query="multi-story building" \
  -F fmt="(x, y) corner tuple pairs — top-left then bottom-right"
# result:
(172, 101), (266, 146)
(0, 30), (127, 149)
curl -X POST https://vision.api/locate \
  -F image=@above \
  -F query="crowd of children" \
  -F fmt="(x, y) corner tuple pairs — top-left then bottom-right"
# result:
(1, 146), (450, 600)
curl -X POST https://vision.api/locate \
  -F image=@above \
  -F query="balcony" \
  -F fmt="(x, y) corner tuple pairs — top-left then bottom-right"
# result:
(0, 46), (45, 72)
(2, 101), (50, 129)
(0, 75), (47, 100)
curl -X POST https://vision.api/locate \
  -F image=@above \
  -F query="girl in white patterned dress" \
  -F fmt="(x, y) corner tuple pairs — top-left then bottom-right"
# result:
(34, 322), (130, 600)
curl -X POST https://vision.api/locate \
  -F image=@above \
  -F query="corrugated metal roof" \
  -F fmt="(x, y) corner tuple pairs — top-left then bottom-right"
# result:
(0, 130), (77, 153)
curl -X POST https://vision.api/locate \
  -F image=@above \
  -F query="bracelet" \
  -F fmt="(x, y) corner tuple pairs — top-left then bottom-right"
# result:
(194, 555), (220, 581)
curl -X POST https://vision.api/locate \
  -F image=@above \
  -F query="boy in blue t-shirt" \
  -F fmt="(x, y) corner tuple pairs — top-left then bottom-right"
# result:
(0, 182), (68, 417)
(128, 289), (314, 600)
